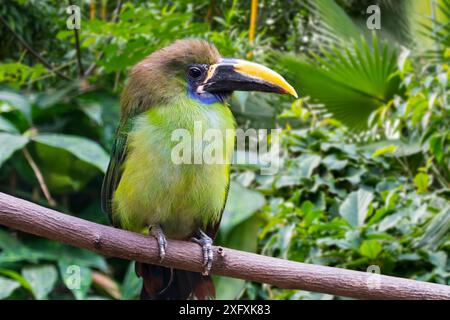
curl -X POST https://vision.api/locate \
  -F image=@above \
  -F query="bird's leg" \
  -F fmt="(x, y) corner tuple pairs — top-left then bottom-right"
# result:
(149, 224), (167, 262)
(191, 229), (213, 276)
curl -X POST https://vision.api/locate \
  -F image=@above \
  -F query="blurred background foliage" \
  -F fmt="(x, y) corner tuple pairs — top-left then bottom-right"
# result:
(0, 0), (448, 300)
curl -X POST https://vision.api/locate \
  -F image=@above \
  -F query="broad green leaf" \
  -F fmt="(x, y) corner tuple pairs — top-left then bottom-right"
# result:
(371, 145), (397, 158)
(25, 240), (109, 272)
(32, 134), (109, 173)
(296, 154), (321, 178)
(414, 172), (429, 194)
(121, 262), (142, 300)
(0, 116), (19, 133)
(81, 104), (103, 125)
(378, 212), (405, 232)
(0, 91), (32, 122)
(0, 229), (41, 264)
(221, 182), (265, 237)
(34, 83), (79, 108)
(0, 269), (32, 292)
(22, 265), (58, 300)
(0, 133), (28, 168)
(33, 142), (101, 194)
(359, 240), (382, 259)
(301, 201), (323, 227)
(361, 139), (421, 157)
(58, 262), (92, 300)
(339, 189), (374, 227)
(429, 134), (445, 164)
(275, 174), (300, 188)
(0, 228), (24, 250)
(415, 207), (450, 250)
(339, 167), (365, 185)
(322, 154), (348, 170)
(428, 251), (447, 270)
(0, 230), (108, 271)
(0, 276), (21, 299)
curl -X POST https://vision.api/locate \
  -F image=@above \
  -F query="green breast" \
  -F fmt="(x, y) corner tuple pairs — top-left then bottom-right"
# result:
(113, 98), (235, 238)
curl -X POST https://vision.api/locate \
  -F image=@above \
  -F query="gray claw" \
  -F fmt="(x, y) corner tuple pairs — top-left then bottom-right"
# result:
(150, 225), (167, 262)
(191, 229), (214, 276)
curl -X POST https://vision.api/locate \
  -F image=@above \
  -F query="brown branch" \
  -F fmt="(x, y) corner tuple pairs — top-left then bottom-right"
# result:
(0, 192), (449, 300)
(0, 15), (71, 81)
(22, 148), (56, 207)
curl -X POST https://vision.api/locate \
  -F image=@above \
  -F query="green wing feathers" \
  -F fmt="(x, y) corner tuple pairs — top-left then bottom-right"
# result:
(101, 116), (134, 226)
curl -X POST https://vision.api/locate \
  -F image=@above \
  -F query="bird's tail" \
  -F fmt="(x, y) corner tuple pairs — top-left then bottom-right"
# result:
(135, 262), (215, 300)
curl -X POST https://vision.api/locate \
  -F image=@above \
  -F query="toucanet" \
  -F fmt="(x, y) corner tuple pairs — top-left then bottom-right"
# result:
(101, 39), (297, 300)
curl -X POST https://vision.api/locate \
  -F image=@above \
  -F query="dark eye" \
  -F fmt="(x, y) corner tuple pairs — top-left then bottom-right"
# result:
(188, 66), (203, 79)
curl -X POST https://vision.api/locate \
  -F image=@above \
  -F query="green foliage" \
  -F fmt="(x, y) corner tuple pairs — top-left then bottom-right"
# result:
(418, 0), (450, 62)
(240, 52), (449, 298)
(339, 189), (374, 227)
(22, 265), (58, 300)
(0, 276), (21, 299)
(278, 34), (402, 131)
(32, 134), (109, 173)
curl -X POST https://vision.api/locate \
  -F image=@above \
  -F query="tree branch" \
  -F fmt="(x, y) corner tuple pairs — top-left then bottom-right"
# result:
(0, 192), (449, 300)
(0, 15), (71, 81)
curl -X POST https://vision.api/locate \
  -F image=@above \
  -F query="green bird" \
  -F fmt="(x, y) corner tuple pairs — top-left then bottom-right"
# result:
(101, 39), (297, 300)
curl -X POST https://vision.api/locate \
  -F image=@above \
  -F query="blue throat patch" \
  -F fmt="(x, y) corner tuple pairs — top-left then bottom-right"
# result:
(187, 83), (226, 105)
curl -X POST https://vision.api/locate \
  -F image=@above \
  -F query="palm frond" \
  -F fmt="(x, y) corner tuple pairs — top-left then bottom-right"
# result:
(417, 0), (450, 62)
(305, 0), (413, 49)
(278, 35), (401, 131)
(304, 0), (361, 46)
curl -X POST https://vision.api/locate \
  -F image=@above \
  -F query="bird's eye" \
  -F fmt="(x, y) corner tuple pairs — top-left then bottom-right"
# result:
(188, 66), (203, 80)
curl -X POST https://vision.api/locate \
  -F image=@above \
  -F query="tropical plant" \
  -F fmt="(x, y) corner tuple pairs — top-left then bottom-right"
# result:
(240, 57), (449, 299)
(419, 0), (450, 62)
(278, 35), (401, 131)
(278, 0), (448, 131)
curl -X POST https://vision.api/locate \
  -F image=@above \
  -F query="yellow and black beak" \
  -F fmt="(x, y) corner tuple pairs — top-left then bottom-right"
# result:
(199, 58), (298, 98)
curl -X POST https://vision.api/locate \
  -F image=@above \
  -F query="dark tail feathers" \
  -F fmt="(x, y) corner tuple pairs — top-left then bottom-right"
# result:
(135, 262), (215, 300)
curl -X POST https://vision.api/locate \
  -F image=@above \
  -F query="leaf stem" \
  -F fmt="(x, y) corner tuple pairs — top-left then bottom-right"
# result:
(22, 148), (56, 207)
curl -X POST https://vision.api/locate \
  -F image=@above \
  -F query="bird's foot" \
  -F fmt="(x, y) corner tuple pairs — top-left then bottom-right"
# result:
(149, 225), (167, 262)
(191, 229), (213, 276)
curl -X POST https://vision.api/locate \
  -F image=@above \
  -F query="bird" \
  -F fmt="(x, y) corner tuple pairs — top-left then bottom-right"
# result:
(101, 39), (297, 300)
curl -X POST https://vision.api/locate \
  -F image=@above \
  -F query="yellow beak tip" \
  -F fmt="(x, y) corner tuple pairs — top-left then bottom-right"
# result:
(291, 90), (299, 99)
(285, 86), (298, 99)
